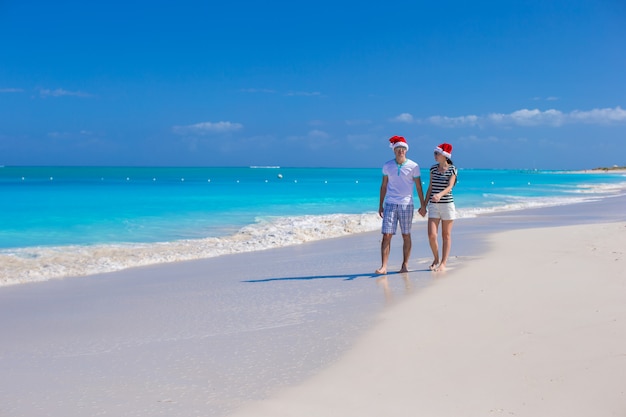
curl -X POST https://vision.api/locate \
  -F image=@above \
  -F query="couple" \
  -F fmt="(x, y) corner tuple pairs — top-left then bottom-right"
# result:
(376, 136), (457, 274)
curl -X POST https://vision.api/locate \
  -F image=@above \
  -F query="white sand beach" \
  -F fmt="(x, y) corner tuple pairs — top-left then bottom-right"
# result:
(229, 221), (626, 417)
(1, 197), (625, 417)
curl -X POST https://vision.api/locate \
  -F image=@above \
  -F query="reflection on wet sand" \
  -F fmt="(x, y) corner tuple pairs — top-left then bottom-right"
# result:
(376, 272), (413, 303)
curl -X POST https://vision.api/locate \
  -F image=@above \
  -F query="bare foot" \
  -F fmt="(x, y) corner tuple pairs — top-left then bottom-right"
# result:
(434, 263), (446, 272)
(429, 260), (439, 271)
(399, 264), (409, 273)
(375, 267), (387, 274)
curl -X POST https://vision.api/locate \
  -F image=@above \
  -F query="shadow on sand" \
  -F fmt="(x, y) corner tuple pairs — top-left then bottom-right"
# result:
(242, 269), (431, 283)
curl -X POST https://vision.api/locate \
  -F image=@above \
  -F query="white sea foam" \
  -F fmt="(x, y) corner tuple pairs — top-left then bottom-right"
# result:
(456, 193), (607, 218)
(0, 213), (383, 287)
(572, 182), (626, 194)
(2, 184), (624, 287)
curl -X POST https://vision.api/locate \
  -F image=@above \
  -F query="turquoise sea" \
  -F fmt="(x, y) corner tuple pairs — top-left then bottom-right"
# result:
(1, 166), (625, 285)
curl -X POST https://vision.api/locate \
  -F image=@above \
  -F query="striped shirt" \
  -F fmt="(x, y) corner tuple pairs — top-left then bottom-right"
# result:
(429, 164), (457, 204)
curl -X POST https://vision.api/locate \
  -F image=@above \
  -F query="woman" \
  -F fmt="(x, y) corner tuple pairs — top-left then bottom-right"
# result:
(424, 143), (457, 272)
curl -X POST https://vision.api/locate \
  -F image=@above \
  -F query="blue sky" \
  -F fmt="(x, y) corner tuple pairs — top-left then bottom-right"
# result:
(1, 0), (625, 169)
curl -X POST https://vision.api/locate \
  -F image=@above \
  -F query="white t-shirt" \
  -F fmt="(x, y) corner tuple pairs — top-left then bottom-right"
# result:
(382, 158), (420, 205)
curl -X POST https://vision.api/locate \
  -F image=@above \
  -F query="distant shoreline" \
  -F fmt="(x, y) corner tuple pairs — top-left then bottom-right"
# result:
(589, 166), (626, 173)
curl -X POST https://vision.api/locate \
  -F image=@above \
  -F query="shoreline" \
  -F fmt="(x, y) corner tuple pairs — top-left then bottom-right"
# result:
(2, 167), (626, 284)
(589, 167), (626, 173)
(229, 220), (626, 417)
(3, 181), (626, 287)
(0, 195), (625, 416)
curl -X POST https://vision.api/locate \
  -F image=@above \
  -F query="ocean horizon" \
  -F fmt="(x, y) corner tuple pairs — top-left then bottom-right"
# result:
(2, 165), (625, 286)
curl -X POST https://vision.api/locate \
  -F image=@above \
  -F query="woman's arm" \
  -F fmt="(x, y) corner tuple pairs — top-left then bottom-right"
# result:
(424, 174), (433, 204)
(432, 171), (457, 202)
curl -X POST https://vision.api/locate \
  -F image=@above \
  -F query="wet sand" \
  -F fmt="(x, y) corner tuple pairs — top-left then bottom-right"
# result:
(0, 194), (625, 416)
(231, 220), (626, 417)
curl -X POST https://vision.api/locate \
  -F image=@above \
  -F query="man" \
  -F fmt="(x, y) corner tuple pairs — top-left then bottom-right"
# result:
(376, 136), (426, 274)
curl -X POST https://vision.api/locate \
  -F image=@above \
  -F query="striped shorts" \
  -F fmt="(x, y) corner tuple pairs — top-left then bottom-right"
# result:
(381, 203), (414, 235)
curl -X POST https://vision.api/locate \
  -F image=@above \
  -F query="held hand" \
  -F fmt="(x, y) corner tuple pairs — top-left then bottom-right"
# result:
(418, 206), (427, 217)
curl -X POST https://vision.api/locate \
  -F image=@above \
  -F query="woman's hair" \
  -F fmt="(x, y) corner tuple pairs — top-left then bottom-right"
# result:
(447, 158), (457, 185)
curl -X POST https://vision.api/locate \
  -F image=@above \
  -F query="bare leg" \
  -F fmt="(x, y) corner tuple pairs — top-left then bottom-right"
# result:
(376, 233), (393, 274)
(400, 233), (412, 272)
(437, 220), (454, 271)
(427, 218), (440, 270)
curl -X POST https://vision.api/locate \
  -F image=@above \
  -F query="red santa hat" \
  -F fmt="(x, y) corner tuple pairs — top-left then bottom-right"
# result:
(434, 143), (452, 159)
(389, 135), (409, 151)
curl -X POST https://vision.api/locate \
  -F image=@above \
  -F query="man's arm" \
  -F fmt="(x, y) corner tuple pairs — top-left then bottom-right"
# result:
(414, 177), (426, 208)
(378, 176), (388, 218)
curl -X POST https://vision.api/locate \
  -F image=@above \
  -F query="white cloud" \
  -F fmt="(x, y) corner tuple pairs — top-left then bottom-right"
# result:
(172, 121), (243, 135)
(48, 131), (93, 138)
(532, 96), (560, 101)
(423, 106), (626, 128)
(285, 91), (322, 97)
(427, 114), (479, 127)
(391, 112), (479, 127)
(0, 88), (23, 93)
(308, 129), (329, 139)
(40, 88), (93, 98)
(392, 113), (414, 123)
(47, 132), (72, 139)
(488, 109), (565, 126)
(240, 88), (276, 94)
(241, 88), (323, 97)
(569, 106), (626, 124)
